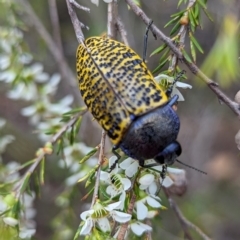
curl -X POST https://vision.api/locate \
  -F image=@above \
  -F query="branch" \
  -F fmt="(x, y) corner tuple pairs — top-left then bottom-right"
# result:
(164, 189), (212, 240)
(117, 193), (136, 240)
(48, 0), (64, 54)
(19, 0), (82, 104)
(116, 17), (129, 46)
(169, 0), (196, 72)
(125, 0), (240, 117)
(14, 110), (87, 199)
(66, 0), (88, 44)
(90, 130), (106, 208)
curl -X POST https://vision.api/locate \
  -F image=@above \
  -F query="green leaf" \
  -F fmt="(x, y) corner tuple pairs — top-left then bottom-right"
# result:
(202, 7), (214, 22)
(20, 172), (31, 194)
(171, 9), (187, 18)
(170, 21), (181, 36)
(40, 157), (45, 185)
(189, 33), (204, 53)
(190, 40), (196, 62)
(165, 15), (181, 28)
(79, 147), (98, 164)
(150, 43), (167, 56)
(197, 0), (207, 9)
(152, 57), (169, 74)
(182, 49), (192, 63)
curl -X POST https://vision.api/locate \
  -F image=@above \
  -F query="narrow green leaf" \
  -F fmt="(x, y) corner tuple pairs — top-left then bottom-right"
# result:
(150, 43), (167, 56)
(12, 200), (21, 219)
(177, 0), (185, 8)
(171, 9), (186, 17)
(20, 173), (31, 194)
(202, 7), (214, 22)
(75, 117), (82, 135)
(78, 168), (97, 183)
(40, 157), (45, 185)
(189, 33), (204, 53)
(189, 9), (197, 29)
(152, 57), (169, 74)
(69, 125), (74, 145)
(194, 3), (200, 19)
(85, 170), (96, 187)
(165, 15), (181, 28)
(63, 107), (85, 116)
(197, 0), (207, 9)
(190, 40), (196, 62)
(159, 47), (171, 63)
(79, 148), (98, 164)
(182, 49), (192, 63)
(170, 21), (181, 36)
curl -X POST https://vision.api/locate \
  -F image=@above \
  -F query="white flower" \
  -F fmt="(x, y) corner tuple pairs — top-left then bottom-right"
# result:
(154, 74), (192, 101)
(130, 221), (152, 236)
(19, 228), (36, 239)
(100, 156), (131, 198)
(3, 217), (18, 226)
(119, 158), (139, 177)
(135, 195), (162, 220)
(80, 201), (131, 235)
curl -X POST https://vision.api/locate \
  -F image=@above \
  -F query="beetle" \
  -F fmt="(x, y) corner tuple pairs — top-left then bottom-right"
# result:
(76, 37), (181, 170)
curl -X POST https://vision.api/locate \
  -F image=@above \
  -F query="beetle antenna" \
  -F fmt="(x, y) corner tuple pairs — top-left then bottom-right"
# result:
(176, 159), (207, 175)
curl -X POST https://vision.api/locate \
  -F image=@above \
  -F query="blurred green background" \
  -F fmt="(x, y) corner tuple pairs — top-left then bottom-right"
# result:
(1, 0), (240, 239)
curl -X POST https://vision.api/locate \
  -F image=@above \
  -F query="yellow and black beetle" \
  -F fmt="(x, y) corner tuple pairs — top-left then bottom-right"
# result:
(76, 37), (181, 169)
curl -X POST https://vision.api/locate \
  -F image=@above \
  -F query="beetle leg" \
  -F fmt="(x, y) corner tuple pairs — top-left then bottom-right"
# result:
(109, 146), (121, 172)
(143, 20), (156, 63)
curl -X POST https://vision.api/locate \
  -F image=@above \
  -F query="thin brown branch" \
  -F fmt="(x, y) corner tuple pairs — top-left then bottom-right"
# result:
(107, 1), (118, 38)
(117, 193), (136, 240)
(48, 0), (64, 54)
(19, 0), (82, 104)
(66, 0), (86, 44)
(164, 189), (212, 240)
(125, 0), (240, 117)
(90, 130), (106, 208)
(169, 0), (196, 72)
(116, 17), (129, 46)
(14, 110), (87, 199)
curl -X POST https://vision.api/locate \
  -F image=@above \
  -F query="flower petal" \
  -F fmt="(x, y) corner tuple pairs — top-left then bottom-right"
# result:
(111, 210), (131, 223)
(162, 176), (174, 188)
(80, 209), (94, 220)
(148, 181), (157, 195)
(105, 201), (121, 211)
(119, 158), (132, 169)
(139, 173), (154, 186)
(80, 218), (93, 235)
(131, 222), (152, 236)
(121, 178), (131, 190)
(97, 217), (110, 232)
(136, 201), (148, 220)
(146, 196), (161, 208)
(125, 161), (139, 178)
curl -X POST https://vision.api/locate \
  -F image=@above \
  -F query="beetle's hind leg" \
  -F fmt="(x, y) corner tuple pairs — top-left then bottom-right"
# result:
(109, 146), (121, 172)
(143, 20), (156, 63)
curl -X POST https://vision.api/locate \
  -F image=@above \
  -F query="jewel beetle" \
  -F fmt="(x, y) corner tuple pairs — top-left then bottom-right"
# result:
(76, 37), (181, 169)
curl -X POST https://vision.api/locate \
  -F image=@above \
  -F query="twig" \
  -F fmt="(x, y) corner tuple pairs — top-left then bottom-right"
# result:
(19, 0), (82, 104)
(66, 0), (86, 44)
(90, 131), (106, 208)
(107, 1), (118, 38)
(164, 189), (212, 240)
(14, 110), (87, 199)
(169, 0), (196, 72)
(116, 17), (129, 46)
(125, 0), (240, 117)
(48, 0), (64, 54)
(117, 193), (136, 240)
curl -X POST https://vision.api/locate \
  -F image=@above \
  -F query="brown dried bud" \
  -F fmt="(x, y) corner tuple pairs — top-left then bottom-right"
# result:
(180, 15), (189, 25)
